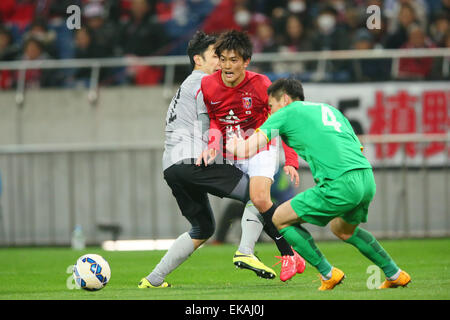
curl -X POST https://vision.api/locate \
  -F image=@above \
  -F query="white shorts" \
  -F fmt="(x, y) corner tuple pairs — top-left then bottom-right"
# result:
(233, 144), (279, 181)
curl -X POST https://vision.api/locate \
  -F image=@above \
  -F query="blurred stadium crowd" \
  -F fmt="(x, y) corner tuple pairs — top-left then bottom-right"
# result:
(0, 0), (449, 89)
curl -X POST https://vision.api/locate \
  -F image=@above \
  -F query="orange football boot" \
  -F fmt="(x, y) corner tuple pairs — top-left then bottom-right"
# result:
(379, 270), (411, 289)
(318, 267), (345, 291)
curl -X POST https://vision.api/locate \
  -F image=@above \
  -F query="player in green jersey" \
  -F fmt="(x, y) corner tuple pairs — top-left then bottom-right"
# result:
(226, 78), (411, 291)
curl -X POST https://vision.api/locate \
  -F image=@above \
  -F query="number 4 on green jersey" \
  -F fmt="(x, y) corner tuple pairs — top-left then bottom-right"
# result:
(321, 105), (342, 133)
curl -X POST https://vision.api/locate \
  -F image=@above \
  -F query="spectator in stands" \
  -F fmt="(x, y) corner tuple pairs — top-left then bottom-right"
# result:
(0, 25), (19, 61)
(310, 6), (349, 51)
(429, 12), (449, 47)
(249, 19), (278, 74)
(327, 0), (350, 25)
(350, 29), (390, 82)
(233, 3), (254, 32)
(430, 28), (450, 80)
(277, 14), (312, 53)
(257, 0), (287, 18)
(19, 37), (53, 88)
(203, 0), (263, 36)
(202, 0), (247, 34)
(22, 18), (57, 58)
(73, 27), (94, 85)
(385, 3), (418, 49)
(0, 0), (36, 31)
(119, 0), (168, 57)
(35, 0), (82, 22)
(0, 25), (18, 89)
(285, 0), (309, 24)
(74, 27), (93, 59)
(342, 6), (363, 31)
(161, 0), (216, 55)
(397, 24), (436, 79)
(252, 19), (278, 54)
(309, 6), (351, 81)
(30, 0), (81, 62)
(385, 0), (428, 32)
(269, 13), (314, 79)
(80, 2), (123, 85)
(270, 0), (310, 45)
(83, 2), (117, 58)
(21, 37), (49, 61)
(119, 0), (168, 85)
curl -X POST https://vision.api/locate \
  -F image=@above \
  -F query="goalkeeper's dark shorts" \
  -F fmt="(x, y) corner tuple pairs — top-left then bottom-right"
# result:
(163, 158), (249, 239)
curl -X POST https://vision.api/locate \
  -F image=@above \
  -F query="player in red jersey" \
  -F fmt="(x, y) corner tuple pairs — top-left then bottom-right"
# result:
(196, 30), (305, 281)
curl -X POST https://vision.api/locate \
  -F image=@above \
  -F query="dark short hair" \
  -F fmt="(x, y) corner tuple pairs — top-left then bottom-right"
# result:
(267, 78), (305, 101)
(187, 30), (217, 69)
(214, 30), (252, 61)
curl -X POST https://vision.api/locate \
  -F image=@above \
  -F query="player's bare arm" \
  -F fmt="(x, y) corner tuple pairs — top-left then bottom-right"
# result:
(226, 130), (268, 159)
(226, 132), (299, 187)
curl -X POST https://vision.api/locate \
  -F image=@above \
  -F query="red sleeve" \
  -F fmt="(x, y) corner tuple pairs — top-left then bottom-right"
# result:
(260, 74), (272, 115)
(282, 139), (299, 169)
(262, 74), (272, 91)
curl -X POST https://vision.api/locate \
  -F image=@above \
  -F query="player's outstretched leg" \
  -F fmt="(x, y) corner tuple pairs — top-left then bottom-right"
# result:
(139, 232), (196, 288)
(330, 218), (411, 289)
(250, 176), (305, 282)
(233, 251), (277, 279)
(261, 204), (306, 281)
(273, 201), (345, 290)
(280, 224), (345, 290)
(234, 204), (276, 279)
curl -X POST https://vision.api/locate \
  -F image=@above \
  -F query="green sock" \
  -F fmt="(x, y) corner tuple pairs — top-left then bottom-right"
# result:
(280, 225), (332, 277)
(344, 227), (399, 278)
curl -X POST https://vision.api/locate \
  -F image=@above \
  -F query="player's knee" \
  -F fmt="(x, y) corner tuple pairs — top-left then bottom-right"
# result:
(332, 229), (352, 241)
(272, 212), (286, 230)
(272, 214), (281, 230)
(250, 194), (272, 213)
(330, 221), (354, 241)
(189, 222), (215, 240)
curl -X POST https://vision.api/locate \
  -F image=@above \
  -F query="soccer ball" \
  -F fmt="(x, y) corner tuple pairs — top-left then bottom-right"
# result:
(73, 254), (111, 291)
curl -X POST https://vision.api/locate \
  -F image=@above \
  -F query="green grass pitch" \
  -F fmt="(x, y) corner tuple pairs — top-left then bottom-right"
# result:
(0, 238), (449, 300)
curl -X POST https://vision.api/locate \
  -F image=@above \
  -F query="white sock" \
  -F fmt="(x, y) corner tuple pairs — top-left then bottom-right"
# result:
(237, 202), (264, 255)
(146, 232), (195, 286)
(387, 269), (401, 281)
(321, 270), (333, 281)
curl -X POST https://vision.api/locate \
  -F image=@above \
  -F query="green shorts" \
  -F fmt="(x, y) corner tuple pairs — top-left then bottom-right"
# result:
(290, 168), (376, 227)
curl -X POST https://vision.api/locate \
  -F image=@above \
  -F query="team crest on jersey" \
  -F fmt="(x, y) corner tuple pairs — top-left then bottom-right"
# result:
(242, 97), (252, 109)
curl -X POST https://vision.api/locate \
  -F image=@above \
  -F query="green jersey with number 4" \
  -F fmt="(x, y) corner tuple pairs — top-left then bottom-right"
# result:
(259, 101), (372, 184)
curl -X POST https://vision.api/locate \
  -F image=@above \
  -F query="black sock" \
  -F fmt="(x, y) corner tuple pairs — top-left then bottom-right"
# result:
(261, 204), (293, 256)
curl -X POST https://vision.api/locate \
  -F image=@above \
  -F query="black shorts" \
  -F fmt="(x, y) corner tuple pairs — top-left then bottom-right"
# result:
(163, 159), (249, 239)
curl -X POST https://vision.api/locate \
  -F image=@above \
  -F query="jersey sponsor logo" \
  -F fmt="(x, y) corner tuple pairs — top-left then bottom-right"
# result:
(210, 101), (222, 105)
(242, 97), (252, 109)
(219, 109), (240, 124)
